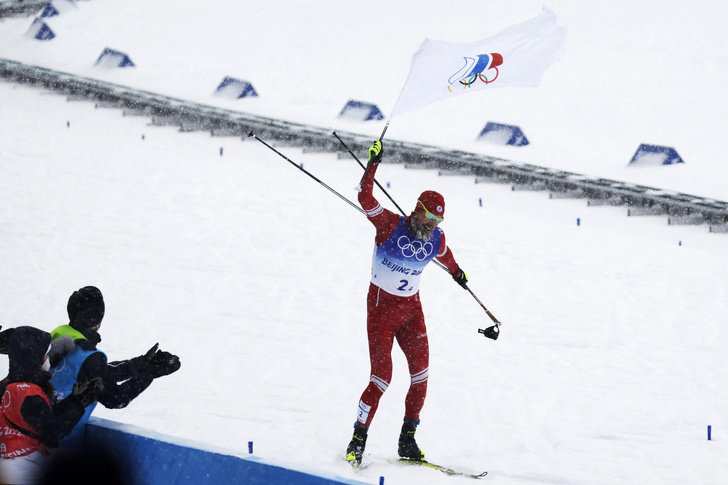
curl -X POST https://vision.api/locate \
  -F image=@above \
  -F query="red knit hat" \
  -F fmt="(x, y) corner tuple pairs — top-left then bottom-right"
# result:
(415, 190), (445, 219)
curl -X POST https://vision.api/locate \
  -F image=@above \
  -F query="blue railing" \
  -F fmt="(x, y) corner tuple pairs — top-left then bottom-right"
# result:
(85, 418), (370, 485)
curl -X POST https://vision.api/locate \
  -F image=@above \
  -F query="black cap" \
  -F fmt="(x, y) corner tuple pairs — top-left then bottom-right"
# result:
(8, 326), (51, 377)
(67, 286), (105, 329)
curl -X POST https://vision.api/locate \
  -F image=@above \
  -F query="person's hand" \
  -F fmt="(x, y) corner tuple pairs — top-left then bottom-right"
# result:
(368, 141), (383, 164)
(72, 377), (104, 407)
(451, 266), (469, 289)
(147, 350), (181, 378)
(132, 343), (159, 373)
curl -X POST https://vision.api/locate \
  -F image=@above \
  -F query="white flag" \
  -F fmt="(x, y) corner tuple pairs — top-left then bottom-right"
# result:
(389, 7), (567, 119)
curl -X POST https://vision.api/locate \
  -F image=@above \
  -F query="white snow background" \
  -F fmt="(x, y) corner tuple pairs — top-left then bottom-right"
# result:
(1, 1), (728, 483)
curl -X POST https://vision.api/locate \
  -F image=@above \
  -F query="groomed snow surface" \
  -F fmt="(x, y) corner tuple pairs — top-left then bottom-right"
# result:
(2, 1), (728, 484)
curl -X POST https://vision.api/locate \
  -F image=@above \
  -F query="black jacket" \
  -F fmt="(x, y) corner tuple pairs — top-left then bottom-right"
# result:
(0, 326), (86, 448)
(61, 324), (153, 409)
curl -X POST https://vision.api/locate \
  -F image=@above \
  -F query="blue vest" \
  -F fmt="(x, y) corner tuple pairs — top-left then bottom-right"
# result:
(50, 346), (105, 448)
(370, 217), (442, 296)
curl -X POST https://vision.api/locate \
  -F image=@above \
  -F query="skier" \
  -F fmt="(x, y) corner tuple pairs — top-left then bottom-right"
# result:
(345, 141), (469, 466)
(49, 286), (181, 447)
(0, 326), (103, 485)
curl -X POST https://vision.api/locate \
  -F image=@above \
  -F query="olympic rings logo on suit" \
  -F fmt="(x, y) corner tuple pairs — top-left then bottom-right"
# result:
(397, 235), (434, 261)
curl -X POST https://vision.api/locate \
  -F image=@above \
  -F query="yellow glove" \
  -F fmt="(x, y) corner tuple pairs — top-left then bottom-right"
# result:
(368, 141), (383, 164)
(451, 266), (468, 289)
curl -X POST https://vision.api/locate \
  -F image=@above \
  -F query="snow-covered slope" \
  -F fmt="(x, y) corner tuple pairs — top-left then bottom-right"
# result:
(1, 2), (727, 484)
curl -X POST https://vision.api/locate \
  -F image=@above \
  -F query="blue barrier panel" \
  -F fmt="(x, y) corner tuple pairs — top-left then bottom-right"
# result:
(27, 18), (55, 40)
(40, 3), (60, 17)
(86, 418), (368, 485)
(40, 0), (75, 17)
(629, 144), (684, 166)
(95, 48), (135, 68)
(215, 77), (258, 99)
(338, 100), (384, 121)
(477, 122), (529, 146)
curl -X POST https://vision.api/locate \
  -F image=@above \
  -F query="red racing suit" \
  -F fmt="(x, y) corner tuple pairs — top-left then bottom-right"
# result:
(355, 163), (459, 427)
(0, 383), (51, 459)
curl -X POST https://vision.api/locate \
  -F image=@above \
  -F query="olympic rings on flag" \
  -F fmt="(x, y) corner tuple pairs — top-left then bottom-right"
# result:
(459, 67), (500, 87)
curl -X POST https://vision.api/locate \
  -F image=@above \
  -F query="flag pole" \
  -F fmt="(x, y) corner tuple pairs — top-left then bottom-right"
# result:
(357, 119), (390, 189)
(378, 120), (390, 141)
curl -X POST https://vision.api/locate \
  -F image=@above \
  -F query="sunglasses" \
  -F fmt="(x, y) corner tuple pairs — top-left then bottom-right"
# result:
(418, 200), (444, 223)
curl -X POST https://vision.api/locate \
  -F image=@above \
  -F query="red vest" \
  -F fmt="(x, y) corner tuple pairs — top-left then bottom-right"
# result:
(0, 383), (51, 458)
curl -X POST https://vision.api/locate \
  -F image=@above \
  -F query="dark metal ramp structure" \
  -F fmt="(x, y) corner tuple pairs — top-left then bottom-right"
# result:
(2, 57), (726, 233)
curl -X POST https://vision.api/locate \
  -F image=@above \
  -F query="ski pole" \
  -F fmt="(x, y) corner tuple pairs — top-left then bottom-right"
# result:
(332, 131), (406, 216)
(431, 260), (501, 340)
(467, 286), (501, 340)
(466, 285), (500, 325)
(254, 130), (502, 340)
(249, 132), (364, 215)
(334, 133), (502, 340)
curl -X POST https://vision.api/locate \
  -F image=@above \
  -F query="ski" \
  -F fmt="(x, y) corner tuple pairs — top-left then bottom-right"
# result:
(397, 458), (487, 479)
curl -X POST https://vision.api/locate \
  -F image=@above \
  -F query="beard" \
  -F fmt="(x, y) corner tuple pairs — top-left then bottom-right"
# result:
(410, 218), (434, 241)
